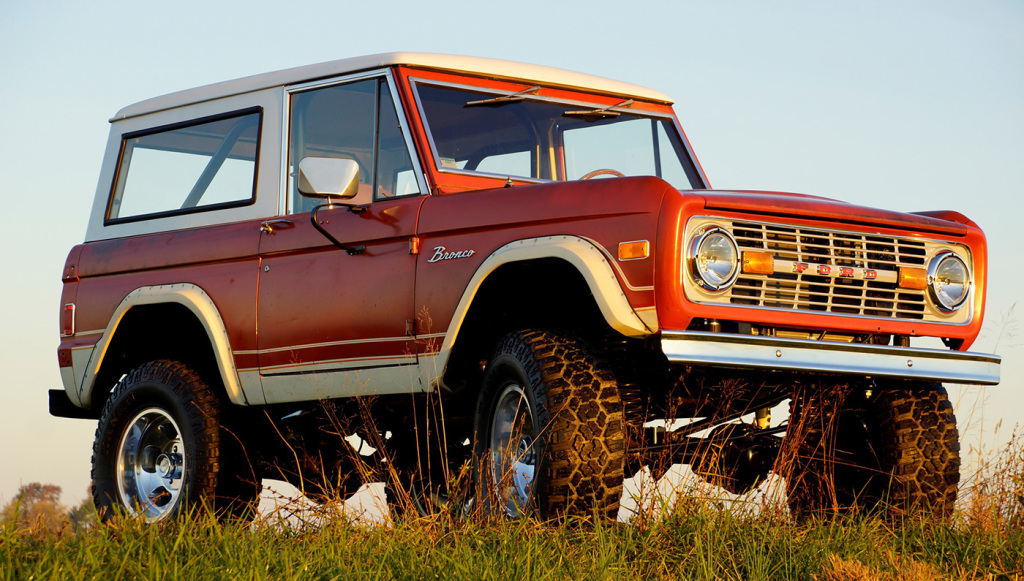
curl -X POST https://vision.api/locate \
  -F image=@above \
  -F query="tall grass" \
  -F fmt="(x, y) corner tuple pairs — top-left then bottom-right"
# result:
(3, 498), (1021, 580)
(6, 409), (1021, 580)
(7, 357), (1022, 578)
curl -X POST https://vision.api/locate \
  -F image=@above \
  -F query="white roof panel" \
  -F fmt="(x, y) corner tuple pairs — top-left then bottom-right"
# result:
(112, 52), (673, 121)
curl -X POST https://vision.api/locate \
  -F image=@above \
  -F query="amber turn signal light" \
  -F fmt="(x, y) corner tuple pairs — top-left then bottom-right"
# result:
(618, 240), (649, 261)
(899, 267), (929, 290)
(741, 251), (774, 275)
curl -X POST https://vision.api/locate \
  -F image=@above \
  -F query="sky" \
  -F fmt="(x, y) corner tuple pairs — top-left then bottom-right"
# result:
(0, 0), (1021, 507)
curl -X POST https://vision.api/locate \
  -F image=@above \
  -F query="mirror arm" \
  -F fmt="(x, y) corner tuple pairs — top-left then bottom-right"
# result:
(310, 203), (366, 255)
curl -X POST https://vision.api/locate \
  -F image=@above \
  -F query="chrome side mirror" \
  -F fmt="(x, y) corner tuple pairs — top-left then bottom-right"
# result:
(297, 157), (364, 201)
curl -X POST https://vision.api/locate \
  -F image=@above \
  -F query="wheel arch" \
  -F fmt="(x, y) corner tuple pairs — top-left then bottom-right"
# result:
(80, 283), (248, 411)
(425, 235), (655, 392)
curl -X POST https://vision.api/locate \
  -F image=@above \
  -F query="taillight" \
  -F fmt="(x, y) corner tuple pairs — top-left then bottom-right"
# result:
(61, 303), (76, 336)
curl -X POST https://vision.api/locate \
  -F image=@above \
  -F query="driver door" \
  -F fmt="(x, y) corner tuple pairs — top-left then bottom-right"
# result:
(256, 75), (425, 403)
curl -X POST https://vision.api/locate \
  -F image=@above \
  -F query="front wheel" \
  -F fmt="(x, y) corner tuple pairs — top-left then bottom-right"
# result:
(785, 383), (960, 519)
(91, 360), (258, 522)
(475, 330), (625, 519)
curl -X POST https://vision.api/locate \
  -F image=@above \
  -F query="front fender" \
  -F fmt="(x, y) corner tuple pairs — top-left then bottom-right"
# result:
(423, 235), (655, 389)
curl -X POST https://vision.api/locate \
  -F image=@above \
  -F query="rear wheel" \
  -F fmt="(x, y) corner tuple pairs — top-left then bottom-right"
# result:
(91, 360), (259, 521)
(785, 383), (959, 519)
(475, 330), (625, 519)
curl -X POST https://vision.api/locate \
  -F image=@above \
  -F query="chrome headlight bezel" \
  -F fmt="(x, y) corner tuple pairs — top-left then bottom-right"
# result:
(688, 226), (740, 292)
(928, 251), (971, 313)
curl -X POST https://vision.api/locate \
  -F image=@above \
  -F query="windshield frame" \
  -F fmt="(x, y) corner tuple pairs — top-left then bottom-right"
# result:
(406, 75), (708, 190)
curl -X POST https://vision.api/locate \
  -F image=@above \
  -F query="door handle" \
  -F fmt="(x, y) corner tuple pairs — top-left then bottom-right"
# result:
(260, 219), (293, 234)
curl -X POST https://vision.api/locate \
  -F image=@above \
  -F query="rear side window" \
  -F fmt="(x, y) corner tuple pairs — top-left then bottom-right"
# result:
(107, 109), (261, 223)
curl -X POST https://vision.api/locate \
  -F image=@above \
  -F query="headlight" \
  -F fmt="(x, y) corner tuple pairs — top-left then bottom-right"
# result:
(689, 227), (739, 292)
(928, 251), (970, 312)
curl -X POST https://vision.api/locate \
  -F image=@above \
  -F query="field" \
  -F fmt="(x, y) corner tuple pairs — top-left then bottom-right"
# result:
(5, 391), (1023, 580)
(4, 435), (1023, 581)
(2, 501), (1022, 580)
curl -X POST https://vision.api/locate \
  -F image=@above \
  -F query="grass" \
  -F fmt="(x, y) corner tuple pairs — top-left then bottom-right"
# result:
(5, 381), (1022, 579)
(4, 424), (1023, 580)
(2, 496), (1022, 580)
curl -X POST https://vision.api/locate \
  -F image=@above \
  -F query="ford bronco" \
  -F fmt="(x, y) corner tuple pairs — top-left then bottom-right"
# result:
(51, 53), (1001, 521)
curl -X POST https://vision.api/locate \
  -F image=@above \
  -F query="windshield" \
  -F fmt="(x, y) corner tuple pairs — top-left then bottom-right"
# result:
(414, 83), (704, 189)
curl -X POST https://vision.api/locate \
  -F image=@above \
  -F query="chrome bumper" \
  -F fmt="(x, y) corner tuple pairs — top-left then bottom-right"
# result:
(661, 331), (1001, 385)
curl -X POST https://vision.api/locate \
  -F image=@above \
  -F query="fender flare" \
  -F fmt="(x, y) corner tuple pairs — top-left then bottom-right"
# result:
(425, 235), (655, 389)
(79, 283), (248, 407)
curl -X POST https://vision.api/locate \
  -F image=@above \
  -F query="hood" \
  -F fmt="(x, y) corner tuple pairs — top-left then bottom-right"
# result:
(698, 190), (968, 237)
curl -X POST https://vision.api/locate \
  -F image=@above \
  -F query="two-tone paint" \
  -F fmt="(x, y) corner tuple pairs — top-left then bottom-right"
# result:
(57, 53), (1000, 417)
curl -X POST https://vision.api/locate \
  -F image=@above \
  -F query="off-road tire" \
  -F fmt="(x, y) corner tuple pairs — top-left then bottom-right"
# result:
(475, 330), (625, 519)
(91, 360), (257, 521)
(785, 382), (959, 519)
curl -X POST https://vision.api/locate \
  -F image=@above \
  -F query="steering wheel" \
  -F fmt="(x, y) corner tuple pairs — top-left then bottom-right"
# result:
(579, 168), (626, 180)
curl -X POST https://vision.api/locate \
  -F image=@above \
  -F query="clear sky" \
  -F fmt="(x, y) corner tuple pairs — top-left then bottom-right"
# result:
(1, 0), (1021, 506)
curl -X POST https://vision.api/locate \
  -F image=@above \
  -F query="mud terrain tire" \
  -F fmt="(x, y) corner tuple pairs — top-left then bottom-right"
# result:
(475, 330), (625, 519)
(786, 383), (959, 519)
(92, 360), (258, 521)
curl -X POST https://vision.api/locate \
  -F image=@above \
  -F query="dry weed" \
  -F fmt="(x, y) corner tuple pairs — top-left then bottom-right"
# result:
(816, 552), (948, 581)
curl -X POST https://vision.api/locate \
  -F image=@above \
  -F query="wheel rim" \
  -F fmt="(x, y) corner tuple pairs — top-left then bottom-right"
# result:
(115, 407), (185, 522)
(489, 384), (536, 517)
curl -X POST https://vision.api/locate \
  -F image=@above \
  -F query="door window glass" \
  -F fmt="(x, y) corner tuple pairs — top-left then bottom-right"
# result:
(289, 78), (420, 213)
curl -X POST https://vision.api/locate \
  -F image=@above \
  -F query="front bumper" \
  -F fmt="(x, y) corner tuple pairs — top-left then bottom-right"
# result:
(661, 331), (1001, 385)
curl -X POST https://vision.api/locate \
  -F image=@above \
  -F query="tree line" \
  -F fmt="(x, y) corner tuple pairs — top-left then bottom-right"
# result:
(1, 483), (97, 535)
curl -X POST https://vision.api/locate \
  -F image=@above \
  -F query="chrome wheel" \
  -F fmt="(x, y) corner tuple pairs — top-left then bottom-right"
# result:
(476, 331), (625, 519)
(115, 407), (185, 521)
(488, 384), (536, 517)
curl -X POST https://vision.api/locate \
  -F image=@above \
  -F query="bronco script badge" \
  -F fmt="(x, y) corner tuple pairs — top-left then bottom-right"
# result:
(428, 246), (476, 263)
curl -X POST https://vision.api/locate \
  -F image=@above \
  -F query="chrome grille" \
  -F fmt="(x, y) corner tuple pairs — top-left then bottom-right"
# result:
(729, 221), (928, 320)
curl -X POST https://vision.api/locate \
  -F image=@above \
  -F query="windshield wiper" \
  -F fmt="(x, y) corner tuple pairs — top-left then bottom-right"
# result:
(466, 85), (541, 106)
(563, 98), (635, 120)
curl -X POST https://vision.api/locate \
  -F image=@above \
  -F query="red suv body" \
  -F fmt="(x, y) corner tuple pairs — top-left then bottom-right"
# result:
(53, 53), (999, 521)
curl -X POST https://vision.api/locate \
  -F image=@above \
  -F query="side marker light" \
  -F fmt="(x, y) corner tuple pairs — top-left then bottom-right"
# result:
(618, 240), (649, 261)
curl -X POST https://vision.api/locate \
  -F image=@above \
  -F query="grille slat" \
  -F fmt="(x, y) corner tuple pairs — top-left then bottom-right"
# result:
(730, 221), (927, 320)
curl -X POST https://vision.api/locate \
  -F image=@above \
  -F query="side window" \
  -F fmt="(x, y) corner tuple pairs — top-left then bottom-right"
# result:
(289, 77), (419, 214)
(107, 110), (260, 222)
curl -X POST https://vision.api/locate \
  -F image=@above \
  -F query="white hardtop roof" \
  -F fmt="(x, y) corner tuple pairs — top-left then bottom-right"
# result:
(113, 52), (673, 121)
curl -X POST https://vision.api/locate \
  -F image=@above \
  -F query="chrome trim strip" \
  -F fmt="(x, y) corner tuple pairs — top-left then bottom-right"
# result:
(255, 353), (418, 374)
(661, 331), (1001, 385)
(382, 71), (430, 197)
(279, 85), (290, 217)
(234, 334), (416, 356)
